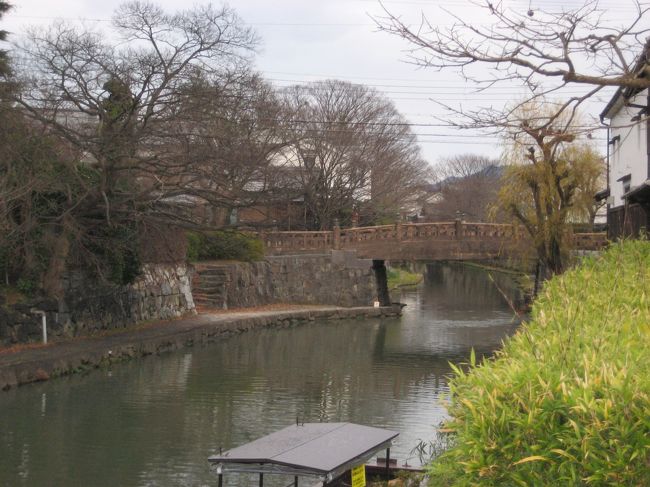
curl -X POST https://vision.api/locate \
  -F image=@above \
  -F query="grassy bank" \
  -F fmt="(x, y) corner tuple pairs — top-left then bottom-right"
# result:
(430, 240), (650, 485)
(387, 267), (423, 290)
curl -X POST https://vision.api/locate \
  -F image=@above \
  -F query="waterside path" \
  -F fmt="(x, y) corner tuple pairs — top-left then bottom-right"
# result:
(0, 305), (402, 391)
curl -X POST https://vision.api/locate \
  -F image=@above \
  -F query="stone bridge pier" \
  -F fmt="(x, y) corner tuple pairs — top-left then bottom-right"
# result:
(372, 260), (391, 306)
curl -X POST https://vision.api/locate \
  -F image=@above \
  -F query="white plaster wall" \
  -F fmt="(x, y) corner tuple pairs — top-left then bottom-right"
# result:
(609, 89), (649, 206)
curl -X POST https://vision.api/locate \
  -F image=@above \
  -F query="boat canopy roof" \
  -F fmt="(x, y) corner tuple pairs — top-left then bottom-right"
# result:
(208, 422), (398, 481)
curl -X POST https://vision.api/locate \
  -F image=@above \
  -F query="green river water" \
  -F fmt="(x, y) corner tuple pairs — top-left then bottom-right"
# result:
(0, 263), (520, 487)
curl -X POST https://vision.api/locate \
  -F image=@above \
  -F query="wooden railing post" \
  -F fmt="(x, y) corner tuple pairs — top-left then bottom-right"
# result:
(395, 221), (403, 241)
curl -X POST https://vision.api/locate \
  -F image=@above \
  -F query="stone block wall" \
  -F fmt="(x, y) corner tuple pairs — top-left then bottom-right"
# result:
(192, 251), (377, 310)
(0, 263), (195, 346)
(267, 251), (376, 307)
(1, 251), (376, 346)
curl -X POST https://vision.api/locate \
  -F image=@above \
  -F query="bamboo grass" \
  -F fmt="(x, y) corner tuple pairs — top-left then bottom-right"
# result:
(430, 240), (650, 486)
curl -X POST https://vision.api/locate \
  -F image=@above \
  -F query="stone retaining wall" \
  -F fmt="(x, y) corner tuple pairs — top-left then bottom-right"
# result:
(1, 251), (377, 347)
(192, 251), (377, 310)
(0, 264), (195, 347)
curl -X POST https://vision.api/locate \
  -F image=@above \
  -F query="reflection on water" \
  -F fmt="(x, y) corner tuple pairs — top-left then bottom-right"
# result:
(0, 263), (519, 487)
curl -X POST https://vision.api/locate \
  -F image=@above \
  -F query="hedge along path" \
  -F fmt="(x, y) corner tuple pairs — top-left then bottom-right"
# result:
(430, 240), (650, 486)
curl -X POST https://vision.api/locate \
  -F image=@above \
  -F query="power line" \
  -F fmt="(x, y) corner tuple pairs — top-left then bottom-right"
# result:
(261, 70), (622, 92)
(268, 78), (598, 95)
(9, 58), (599, 96)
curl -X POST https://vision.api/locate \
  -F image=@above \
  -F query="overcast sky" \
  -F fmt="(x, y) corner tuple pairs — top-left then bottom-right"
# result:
(2, 0), (647, 165)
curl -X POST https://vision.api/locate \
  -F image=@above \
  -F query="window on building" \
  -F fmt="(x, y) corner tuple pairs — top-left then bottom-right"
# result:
(620, 174), (631, 195)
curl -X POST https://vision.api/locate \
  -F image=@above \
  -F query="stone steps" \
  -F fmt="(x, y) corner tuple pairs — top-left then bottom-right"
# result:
(191, 266), (230, 309)
(194, 265), (232, 273)
(192, 296), (226, 309)
(194, 285), (225, 293)
(193, 300), (226, 310)
(196, 277), (230, 285)
(194, 289), (225, 297)
(197, 268), (229, 275)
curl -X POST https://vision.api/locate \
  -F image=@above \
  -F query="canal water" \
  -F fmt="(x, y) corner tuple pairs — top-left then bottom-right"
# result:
(0, 263), (519, 487)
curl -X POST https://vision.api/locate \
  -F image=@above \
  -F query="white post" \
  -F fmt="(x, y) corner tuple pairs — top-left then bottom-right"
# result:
(31, 310), (47, 344)
(41, 313), (47, 344)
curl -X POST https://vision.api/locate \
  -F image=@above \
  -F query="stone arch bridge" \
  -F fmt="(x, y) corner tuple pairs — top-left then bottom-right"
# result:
(260, 222), (607, 305)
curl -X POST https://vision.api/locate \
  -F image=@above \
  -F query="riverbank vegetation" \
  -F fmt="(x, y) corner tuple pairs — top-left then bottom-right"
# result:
(430, 240), (650, 485)
(387, 267), (423, 290)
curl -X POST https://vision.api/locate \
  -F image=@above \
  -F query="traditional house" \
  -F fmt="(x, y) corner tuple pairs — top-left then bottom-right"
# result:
(600, 45), (650, 239)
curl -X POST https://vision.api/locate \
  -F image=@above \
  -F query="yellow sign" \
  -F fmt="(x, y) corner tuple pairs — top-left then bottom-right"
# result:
(351, 465), (366, 487)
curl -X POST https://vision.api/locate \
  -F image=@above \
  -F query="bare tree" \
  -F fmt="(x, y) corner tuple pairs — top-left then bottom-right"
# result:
(432, 154), (499, 182)
(7, 1), (260, 290)
(375, 1), (616, 276)
(152, 71), (293, 227)
(376, 0), (650, 124)
(281, 80), (428, 229)
(0, 102), (85, 292)
(426, 154), (502, 221)
(0, 1), (10, 79)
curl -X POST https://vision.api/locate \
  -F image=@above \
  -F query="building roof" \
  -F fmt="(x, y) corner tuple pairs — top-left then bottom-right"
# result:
(594, 188), (610, 202)
(600, 40), (650, 121)
(208, 423), (398, 480)
(624, 179), (650, 204)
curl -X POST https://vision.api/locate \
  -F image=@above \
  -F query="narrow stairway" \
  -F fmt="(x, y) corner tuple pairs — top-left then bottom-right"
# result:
(191, 264), (229, 310)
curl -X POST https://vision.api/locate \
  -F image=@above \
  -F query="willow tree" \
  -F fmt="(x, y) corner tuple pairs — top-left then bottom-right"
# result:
(497, 103), (603, 276)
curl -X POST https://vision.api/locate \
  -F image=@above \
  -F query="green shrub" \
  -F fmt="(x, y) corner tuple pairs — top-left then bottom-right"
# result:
(430, 240), (650, 486)
(186, 232), (202, 262)
(186, 231), (264, 262)
(16, 277), (36, 297)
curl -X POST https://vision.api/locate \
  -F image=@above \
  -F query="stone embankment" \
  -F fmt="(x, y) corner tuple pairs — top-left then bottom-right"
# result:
(2, 251), (378, 347)
(1, 263), (195, 347)
(192, 251), (376, 310)
(0, 305), (401, 391)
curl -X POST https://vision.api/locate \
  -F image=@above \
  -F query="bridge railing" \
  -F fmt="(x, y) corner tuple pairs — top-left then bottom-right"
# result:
(457, 222), (525, 239)
(337, 222), (526, 242)
(263, 230), (333, 252)
(261, 222), (606, 254)
(339, 225), (397, 244)
(400, 222), (457, 239)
